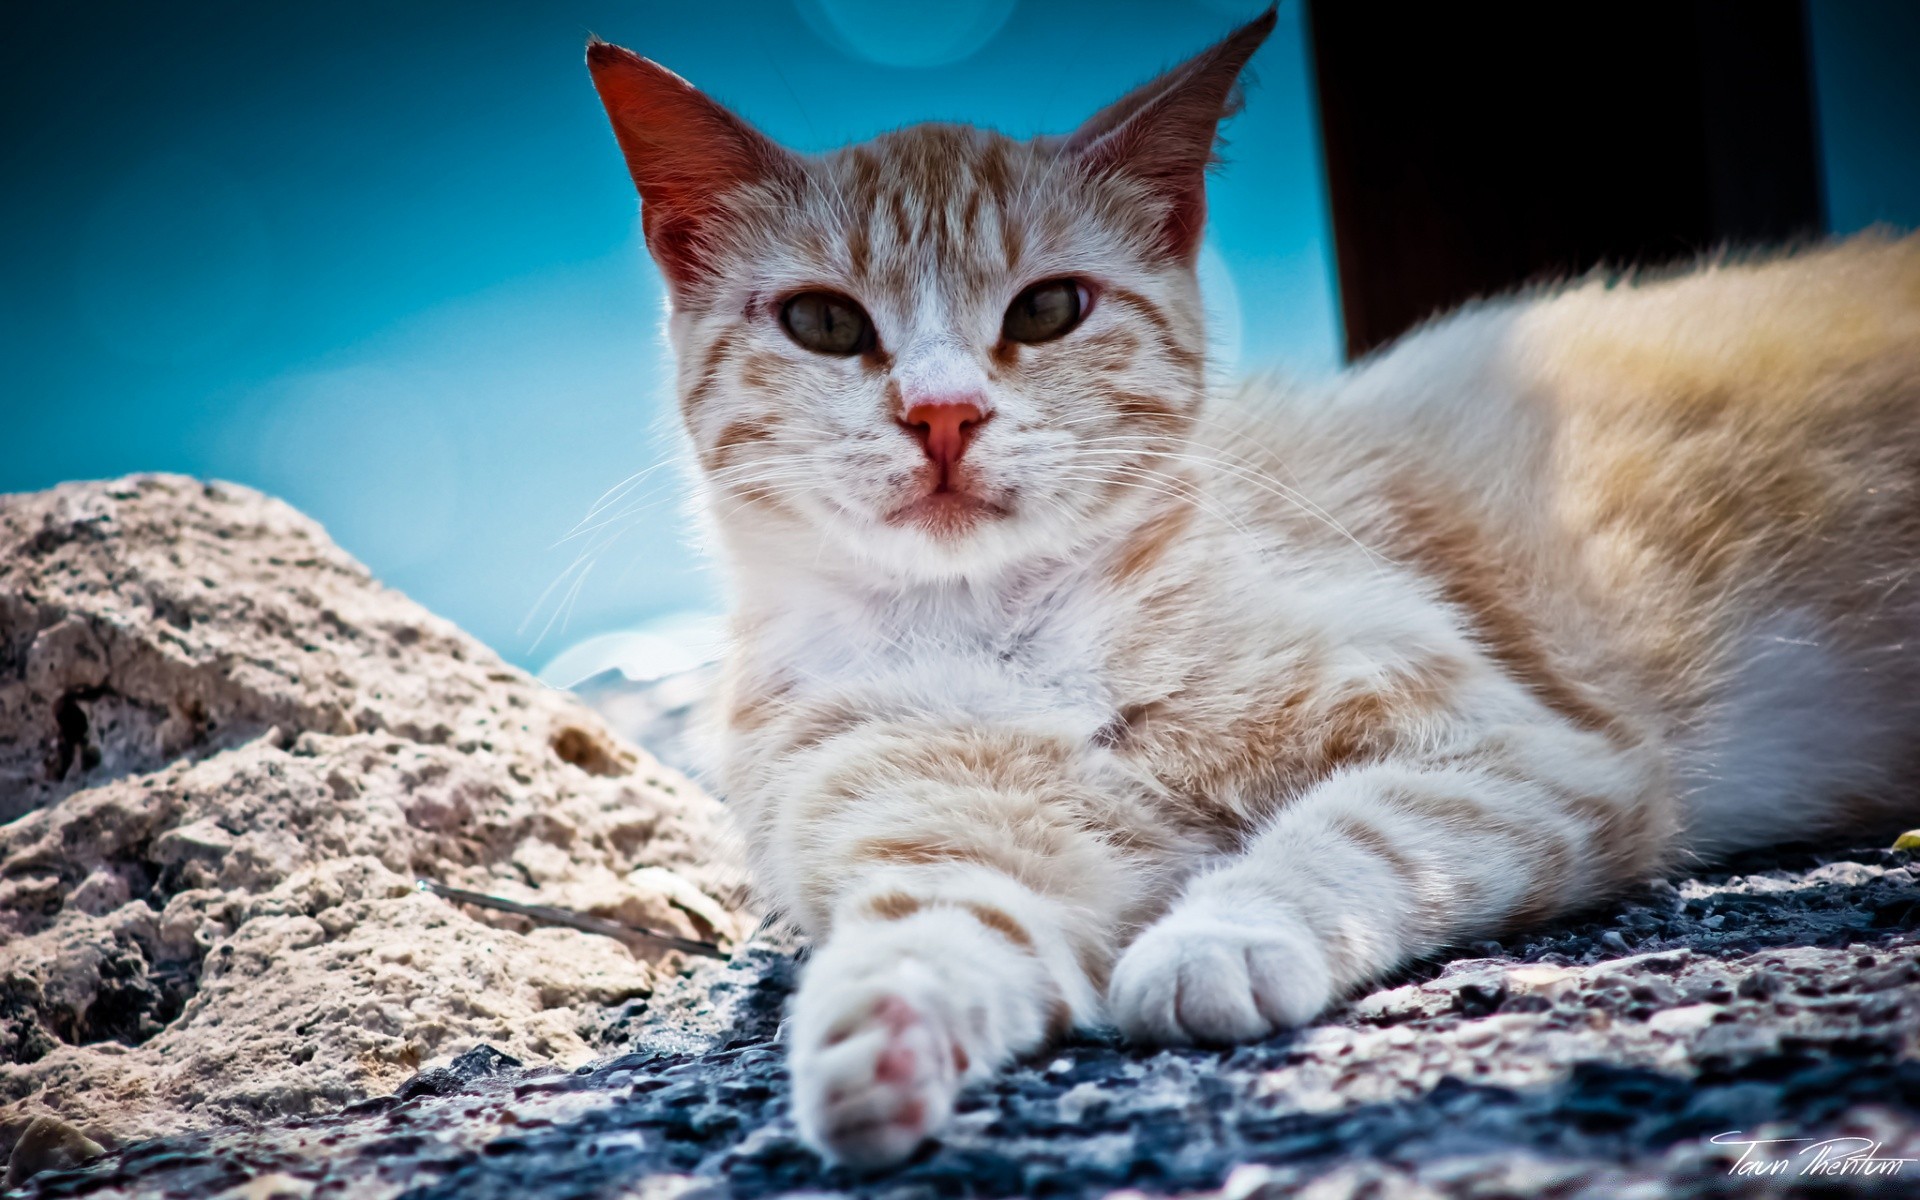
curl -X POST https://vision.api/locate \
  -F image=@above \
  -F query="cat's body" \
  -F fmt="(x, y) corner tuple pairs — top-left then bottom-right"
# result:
(588, 11), (1920, 1168)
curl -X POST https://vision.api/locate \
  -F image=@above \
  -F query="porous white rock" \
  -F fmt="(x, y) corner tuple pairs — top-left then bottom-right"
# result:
(0, 475), (747, 1160)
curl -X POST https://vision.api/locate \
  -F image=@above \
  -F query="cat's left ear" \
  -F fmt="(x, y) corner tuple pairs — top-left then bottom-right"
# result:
(1062, 6), (1277, 262)
(587, 40), (797, 296)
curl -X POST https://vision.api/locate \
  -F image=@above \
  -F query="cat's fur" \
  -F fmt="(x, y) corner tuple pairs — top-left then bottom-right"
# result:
(588, 10), (1920, 1168)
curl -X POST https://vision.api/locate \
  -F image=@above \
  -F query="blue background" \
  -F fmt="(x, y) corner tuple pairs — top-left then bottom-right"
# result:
(3, 1), (1916, 677)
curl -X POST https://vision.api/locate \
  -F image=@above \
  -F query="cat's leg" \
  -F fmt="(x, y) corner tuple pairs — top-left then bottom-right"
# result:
(788, 866), (1095, 1166)
(1110, 718), (1670, 1045)
(763, 727), (1139, 1166)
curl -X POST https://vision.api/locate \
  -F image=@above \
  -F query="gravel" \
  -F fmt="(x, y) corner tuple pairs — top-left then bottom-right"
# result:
(13, 841), (1920, 1199)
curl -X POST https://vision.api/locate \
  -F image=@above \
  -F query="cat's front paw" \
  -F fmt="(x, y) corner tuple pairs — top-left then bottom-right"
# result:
(789, 964), (965, 1169)
(1108, 898), (1332, 1046)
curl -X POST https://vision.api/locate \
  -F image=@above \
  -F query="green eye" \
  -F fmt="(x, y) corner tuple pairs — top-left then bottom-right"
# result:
(1002, 279), (1086, 344)
(781, 291), (874, 356)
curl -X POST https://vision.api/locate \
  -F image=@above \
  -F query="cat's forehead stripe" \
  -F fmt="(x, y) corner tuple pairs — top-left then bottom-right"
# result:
(820, 125), (1046, 291)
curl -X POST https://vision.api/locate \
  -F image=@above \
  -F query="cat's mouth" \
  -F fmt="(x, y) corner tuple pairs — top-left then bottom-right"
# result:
(884, 483), (1009, 537)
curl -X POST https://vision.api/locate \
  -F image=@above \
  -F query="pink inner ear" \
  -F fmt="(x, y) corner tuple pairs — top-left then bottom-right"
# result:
(1074, 110), (1215, 263)
(587, 41), (789, 291)
(1064, 7), (1276, 262)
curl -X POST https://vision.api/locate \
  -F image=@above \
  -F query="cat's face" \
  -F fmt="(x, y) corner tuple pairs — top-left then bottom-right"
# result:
(589, 12), (1272, 583)
(658, 127), (1211, 583)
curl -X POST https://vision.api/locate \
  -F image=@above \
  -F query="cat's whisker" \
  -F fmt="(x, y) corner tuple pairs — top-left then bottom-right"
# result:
(1045, 416), (1315, 494)
(1065, 443), (1389, 563)
(563, 458), (825, 542)
(521, 540), (606, 649)
(1067, 445), (1339, 531)
(571, 456), (684, 531)
(552, 555), (599, 638)
(1105, 462), (1359, 560)
(518, 535), (607, 639)
(702, 477), (822, 525)
(559, 493), (680, 544)
(530, 460), (821, 647)
(1045, 467), (1265, 546)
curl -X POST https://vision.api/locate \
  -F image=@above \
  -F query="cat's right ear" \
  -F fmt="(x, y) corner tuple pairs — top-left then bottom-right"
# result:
(1061, 7), (1276, 263)
(587, 40), (794, 296)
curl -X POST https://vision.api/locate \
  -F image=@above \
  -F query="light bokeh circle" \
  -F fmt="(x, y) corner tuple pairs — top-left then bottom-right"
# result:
(1191, 0), (1279, 18)
(793, 0), (1017, 68)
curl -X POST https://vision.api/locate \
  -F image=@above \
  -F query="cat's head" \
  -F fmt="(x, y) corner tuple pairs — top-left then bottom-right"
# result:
(589, 10), (1273, 584)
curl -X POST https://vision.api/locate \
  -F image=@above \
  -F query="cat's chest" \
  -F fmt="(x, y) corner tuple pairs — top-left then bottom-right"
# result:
(761, 583), (1120, 723)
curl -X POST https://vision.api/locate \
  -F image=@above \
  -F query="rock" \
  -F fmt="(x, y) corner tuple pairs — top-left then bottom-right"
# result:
(394, 1045), (524, 1101)
(0, 476), (749, 1166)
(4, 1114), (104, 1186)
(570, 665), (718, 781)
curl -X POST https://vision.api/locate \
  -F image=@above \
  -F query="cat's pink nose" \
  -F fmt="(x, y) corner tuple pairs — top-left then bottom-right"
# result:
(901, 400), (989, 470)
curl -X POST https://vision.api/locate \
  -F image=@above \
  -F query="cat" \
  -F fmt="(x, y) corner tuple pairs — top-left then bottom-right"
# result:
(587, 7), (1920, 1169)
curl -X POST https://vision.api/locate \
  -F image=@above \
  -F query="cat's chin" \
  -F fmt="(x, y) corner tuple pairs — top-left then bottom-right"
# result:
(883, 490), (1009, 539)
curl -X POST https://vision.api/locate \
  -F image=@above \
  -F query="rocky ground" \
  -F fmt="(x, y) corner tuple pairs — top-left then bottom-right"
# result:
(12, 842), (1920, 1198)
(6, 477), (1920, 1198)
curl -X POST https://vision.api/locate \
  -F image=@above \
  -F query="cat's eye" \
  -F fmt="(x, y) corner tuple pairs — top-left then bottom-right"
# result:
(1002, 279), (1088, 345)
(781, 291), (875, 356)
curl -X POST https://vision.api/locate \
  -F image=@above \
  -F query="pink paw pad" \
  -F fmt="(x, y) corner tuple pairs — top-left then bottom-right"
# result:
(798, 991), (962, 1169)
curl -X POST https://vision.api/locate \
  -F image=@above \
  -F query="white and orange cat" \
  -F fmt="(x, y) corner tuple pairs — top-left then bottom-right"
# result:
(587, 9), (1920, 1169)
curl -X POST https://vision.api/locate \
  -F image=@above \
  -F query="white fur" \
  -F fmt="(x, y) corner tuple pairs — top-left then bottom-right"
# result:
(1678, 611), (1908, 858)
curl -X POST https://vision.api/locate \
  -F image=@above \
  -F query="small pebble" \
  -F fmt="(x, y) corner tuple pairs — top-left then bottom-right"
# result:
(5, 1115), (106, 1187)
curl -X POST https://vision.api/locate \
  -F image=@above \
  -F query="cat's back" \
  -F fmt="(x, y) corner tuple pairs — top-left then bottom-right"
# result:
(1522, 231), (1920, 487)
(1518, 230), (1920, 416)
(1514, 232), (1920, 609)
(1251, 231), (1920, 596)
(1267, 231), (1920, 500)
(1219, 232), (1920, 721)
